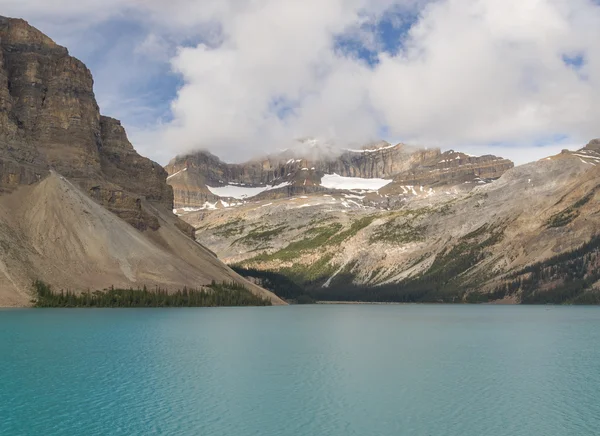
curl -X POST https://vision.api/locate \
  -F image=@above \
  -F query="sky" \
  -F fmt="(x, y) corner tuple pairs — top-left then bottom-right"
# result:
(2, 0), (600, 165)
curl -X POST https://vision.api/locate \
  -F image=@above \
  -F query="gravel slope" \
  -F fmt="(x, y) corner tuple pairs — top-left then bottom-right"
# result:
(0, 172), (285, 306)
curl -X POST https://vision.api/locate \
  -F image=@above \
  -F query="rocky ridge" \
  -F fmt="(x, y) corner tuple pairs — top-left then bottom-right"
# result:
(166, 141), (514, 210)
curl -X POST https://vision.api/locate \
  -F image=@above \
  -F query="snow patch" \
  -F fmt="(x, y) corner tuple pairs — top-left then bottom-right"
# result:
(320, 173), (392, 191)
(166, 168), (187, 180)
(346, 143), (396, 153)
(343, 194), (365, 199)
(206, 182), (290, 199)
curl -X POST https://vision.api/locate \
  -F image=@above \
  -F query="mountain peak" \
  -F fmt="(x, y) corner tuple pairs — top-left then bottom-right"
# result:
(585, 139), (600, 151)
(166, 143), (514, 210)
(0, 16), (66, 53)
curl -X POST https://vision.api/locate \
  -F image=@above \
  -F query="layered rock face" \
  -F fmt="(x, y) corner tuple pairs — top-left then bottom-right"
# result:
(0, 16), (173, 230)
(0, 17), (101, 183)
(166, 143), (428, 186)
(382, 150), (514, 194)
(166, 142), (513, 208)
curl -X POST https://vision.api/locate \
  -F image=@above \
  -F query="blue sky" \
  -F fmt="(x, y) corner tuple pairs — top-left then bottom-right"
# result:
(4, 0), (600, 164)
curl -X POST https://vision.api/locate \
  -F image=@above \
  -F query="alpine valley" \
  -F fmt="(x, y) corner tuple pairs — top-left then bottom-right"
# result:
(167, 139), (600, 304)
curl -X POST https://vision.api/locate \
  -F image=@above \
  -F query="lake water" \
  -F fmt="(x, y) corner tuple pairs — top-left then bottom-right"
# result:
(1, 305), (600, 436)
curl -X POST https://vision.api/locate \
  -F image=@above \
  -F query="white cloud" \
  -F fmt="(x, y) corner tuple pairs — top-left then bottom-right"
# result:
(149, 0), (600, 164)
(2, 0), (600, 165)
(370, 0), (600, 148)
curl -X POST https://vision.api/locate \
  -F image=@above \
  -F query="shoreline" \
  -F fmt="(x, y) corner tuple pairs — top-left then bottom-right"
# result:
(316, 301), (407, 305)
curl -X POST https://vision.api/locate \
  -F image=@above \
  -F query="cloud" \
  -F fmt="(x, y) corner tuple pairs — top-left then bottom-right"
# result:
(148, 0), (600, 164)
(371, 0), (600, 149)
(3, 0), (600, 165)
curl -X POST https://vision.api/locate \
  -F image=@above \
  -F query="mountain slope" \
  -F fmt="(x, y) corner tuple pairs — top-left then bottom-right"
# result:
(178, 142), (600, 303)
(0, 172), (284, 306)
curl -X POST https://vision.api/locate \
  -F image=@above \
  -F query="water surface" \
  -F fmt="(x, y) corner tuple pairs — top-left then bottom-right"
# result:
(1, 305), (600, 435)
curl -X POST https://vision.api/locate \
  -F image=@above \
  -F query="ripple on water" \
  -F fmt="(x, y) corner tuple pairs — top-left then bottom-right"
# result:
(1, 306), (600, 436)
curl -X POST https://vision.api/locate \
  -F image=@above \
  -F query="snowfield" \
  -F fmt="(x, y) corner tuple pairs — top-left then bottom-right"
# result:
(206, 182), (290, 199)
(320, 173), (392, 191)
(346, 143), (396, 153)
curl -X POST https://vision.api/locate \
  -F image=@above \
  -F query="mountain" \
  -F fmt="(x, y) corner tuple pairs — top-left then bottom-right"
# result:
(0, 16), (284, 306)
(166, 141), (513, 210)
(173, 141), (600, 304)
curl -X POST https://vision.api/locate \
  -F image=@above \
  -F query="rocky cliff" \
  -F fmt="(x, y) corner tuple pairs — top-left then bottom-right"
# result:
(0, 16), (173, 230)
(166, 142), (514, 209)
(0, 16), (282, 306)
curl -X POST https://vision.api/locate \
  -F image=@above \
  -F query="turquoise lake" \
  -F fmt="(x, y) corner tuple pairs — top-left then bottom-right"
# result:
(1, 305), (600, 435)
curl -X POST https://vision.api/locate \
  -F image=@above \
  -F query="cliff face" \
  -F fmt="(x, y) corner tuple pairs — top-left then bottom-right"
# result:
(166, 142), (514, 208)
(165, 143), (426, 187)
(0, 16), (173, 229)
(0, 16), (283, 306)
(382, 150), (514, 194)
(0, 17), (101, 182)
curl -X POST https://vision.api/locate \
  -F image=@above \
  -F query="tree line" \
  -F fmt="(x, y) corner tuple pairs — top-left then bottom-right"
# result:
(33, 280), (272, 308)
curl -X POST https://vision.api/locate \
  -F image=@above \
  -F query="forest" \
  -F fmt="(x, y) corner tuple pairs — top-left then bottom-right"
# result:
(491, 235), (600, 304)
(33, 280), (272, 308)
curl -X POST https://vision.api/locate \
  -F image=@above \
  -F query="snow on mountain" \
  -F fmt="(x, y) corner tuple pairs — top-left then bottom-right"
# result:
(320, 174), (392, 191)
(206, 182), (291, 199)
(346, 143), (397, 153)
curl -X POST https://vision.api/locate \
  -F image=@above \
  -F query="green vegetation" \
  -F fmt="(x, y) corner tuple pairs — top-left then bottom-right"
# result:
(370, 219), (425, 244)
(464, 288), (510, 304)
(367, 208), (433, 244)
(33, 280), (271, 308)
(264, 224), (506, 303)
(492, 235), (600, 304)
(276, 254), (337, 290)
(249, 223), (343, 262)
(546, 187), (598, 228)
(307, 215), (335, 227)
(239, 217), (379, 294)
(438, 203), (454, 216)
(231, 225), (600, 305)
(307, 232), (600, 305)
(327, 216), (376, 245)
(546, 208), (580, 228)
(234, 225), (287, 245)
(212, 221), (245, 237)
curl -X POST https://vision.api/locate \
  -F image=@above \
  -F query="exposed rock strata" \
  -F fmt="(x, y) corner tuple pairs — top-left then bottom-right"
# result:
(0, 16), (173, 230)
(166, 144), (514, 208)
